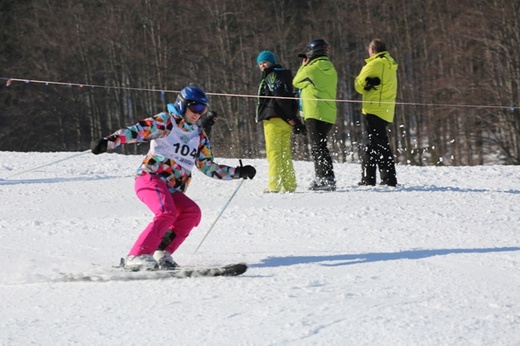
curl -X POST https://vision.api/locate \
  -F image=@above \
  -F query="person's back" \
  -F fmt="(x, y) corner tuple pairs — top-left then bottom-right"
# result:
(354, 48), (398, 123)
(294, 56), (337, 124)
(293, 39), (338, 191)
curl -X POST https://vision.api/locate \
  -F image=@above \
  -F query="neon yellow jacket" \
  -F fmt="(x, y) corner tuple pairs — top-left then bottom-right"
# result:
(354, 51), (398, 123)
(293, 56), (338, 124)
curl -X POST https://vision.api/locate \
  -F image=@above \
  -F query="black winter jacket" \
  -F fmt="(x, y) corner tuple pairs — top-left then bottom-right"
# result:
(256, 64), (298, 123)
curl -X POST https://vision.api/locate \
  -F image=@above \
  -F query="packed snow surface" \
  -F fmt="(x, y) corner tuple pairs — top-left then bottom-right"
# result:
(1, 151), (519, 345)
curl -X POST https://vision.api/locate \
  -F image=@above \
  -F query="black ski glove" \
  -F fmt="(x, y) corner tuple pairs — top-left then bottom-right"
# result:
(207, 111), (218, 124)
(364, 77), (381, 91)
(91, 138), (108, 155)
(236, 165), (256, 179)
(293, 122), (307, 135)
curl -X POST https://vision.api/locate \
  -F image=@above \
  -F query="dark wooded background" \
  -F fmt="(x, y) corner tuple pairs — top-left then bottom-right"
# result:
(1, 0), (519, 165)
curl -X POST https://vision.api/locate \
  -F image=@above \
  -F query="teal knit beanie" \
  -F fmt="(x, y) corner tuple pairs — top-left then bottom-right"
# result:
(256, 50), (277, 64)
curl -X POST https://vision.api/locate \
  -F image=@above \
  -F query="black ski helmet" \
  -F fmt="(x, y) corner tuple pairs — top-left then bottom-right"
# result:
(305, 38), (328, 59)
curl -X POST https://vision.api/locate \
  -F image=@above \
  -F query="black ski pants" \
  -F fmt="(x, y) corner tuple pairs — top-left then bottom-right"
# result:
(306, 118), (335, 182)
(360, 113), (397, 186)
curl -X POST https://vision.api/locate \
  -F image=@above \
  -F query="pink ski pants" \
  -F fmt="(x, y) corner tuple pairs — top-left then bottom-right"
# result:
(128, 174), (201, 256)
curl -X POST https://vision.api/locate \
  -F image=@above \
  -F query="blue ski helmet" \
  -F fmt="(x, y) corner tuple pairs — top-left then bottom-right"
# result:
(174, 86), (209, 115)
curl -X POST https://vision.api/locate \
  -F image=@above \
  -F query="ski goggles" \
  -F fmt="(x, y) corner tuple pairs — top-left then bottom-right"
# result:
(187, 102), (208, 115)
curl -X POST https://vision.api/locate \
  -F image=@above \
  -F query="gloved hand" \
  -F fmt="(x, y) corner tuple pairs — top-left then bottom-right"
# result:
(207, 111), (218, 124)
(292, 118), (307, 135)
(293, 122), (307, 135)
(91, 138), (108, 155)
(236, 165), (256, 179)
(364, 77), (381, 91)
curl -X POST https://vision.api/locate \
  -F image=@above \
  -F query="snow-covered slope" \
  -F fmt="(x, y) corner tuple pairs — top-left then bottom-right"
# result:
(1, 151), (519, 345)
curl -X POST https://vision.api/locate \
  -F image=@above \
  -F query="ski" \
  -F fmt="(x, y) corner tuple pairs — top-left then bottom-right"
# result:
(58, 261), (247, 282)
(118, 258), (247, 278)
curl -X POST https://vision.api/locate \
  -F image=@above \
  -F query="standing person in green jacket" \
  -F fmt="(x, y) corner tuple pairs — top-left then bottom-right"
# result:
(354, 38), (399, 187)
(293, 38), (338, 191)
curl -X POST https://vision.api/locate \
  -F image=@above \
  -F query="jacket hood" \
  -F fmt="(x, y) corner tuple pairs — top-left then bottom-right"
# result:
(366, 51), (398, 71)
(309, 57), (336, 76)
(167, 103), (180, 115)
(262, 64), (283, 77)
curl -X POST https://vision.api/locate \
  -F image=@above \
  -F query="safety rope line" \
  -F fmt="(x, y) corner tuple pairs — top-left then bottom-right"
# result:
(1, 77), (517, 111)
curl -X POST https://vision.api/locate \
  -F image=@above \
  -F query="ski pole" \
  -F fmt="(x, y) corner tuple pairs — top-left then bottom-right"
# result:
(194, 162), (246, 253)
(4, 149), (91, 179)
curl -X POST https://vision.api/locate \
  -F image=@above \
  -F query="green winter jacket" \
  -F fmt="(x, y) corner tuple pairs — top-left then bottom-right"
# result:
(293, 56), (338, 124)
(354, 51), (398, 123)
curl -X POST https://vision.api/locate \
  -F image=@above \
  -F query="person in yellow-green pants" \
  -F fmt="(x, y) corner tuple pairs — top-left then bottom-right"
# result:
(263, 118), (295, 192)
(256, 50), (306, 193)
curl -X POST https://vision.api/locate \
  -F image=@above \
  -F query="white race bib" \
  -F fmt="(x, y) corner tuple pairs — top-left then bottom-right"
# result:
(150, 124), (200, 171)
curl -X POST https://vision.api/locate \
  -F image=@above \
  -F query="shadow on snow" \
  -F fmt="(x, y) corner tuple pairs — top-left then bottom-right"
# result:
(253, 247), (520, 268)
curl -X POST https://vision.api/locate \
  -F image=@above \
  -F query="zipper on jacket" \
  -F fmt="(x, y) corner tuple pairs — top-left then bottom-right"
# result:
(379, 64), (385, 106)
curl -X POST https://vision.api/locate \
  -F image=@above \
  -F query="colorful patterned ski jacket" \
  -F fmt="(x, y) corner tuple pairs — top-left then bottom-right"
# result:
(354, 51), (399, 123)
(292, 56), (338, 124)
(105, 106), (239, 193)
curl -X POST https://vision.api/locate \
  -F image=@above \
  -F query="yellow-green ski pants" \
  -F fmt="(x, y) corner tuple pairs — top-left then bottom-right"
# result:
(263, 118), (297, 192)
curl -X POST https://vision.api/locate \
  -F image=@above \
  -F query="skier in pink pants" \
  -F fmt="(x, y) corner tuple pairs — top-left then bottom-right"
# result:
(91, 86), (256, 271)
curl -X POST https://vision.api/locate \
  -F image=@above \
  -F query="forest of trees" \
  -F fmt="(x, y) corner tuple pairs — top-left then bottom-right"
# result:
(1, 0), (519, 166)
